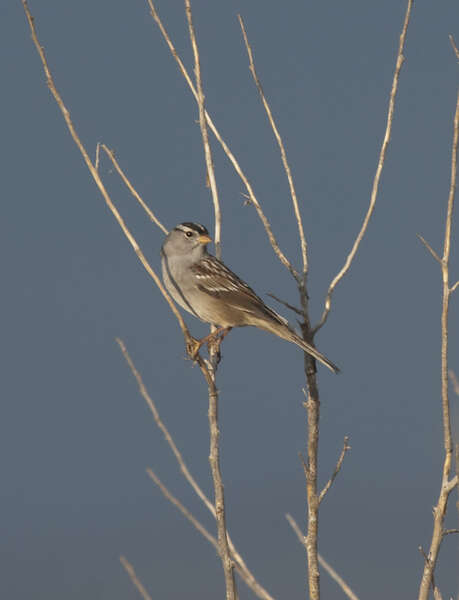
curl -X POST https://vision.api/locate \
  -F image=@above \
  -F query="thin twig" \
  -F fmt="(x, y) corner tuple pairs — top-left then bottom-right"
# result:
(450, 279), (459, 293)
(120, 556), (153, 600)
(286, 514), (360, 600)
(417, 234), (442, 264)
(146, 468), (217, 546)
(117, 338), (213, 510)
(318, 437), (351, 504)
(146, 469), (275, 600)
(238, 15), (308, 276)
(185, 0), (221, 259)
(449, 35), (459, 62)
(449, 370), (459, 396)
(118, 339), (273, 600)
(314, 0), (413, 333)
(185, 3), (234, 597)
(417, 90), (459, 600)
(21, 0), (192, 351)
(443, 528), (459, 536)
(267, 293), (303, 316)
(95, 142), (101, 171)
(146, 0), (299, 281)
(101, 144), (168, 234)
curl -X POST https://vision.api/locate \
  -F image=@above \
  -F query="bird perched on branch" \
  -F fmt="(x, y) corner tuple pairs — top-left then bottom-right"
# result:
(161, 222), (339, 373)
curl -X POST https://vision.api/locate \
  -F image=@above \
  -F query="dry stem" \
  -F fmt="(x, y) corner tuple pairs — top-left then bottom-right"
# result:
(184, 0), (221, 258)
(286, 514), (360, 600)
(118, 339), (273, 599)
(184, 2), (235, 597)
(146, 0), (299, 281)
(238, 15), (308, 276)
(120, 556), (153, 600)
(101, 144), (168, 234)
(314, 0), (413, 334)
(417, 91), (459, 600)
(21, 0), (192, 350)
(146, 469), (275, 600)
(318, 437), (350, 505)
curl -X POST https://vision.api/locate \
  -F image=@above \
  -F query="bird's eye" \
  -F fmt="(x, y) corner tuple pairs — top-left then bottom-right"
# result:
(185, 231), (193, 238)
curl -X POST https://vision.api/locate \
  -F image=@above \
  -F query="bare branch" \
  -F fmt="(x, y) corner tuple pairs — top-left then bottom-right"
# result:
(21, 0), (193, 351)
(101, 144), (168, 234)
(95, 142), (101, 171)
(119, 339), (273, 599)
(319, 437), (351, 504)
(417, 90), (459, 600)
(146, 469), (275, 600)
(314, 0), (413, 333)
(238, 15), (308, 276)
(146, 468), (217, 546)
(450, 279), (459, 293)
(120, 556), (153, 600)
(184, 5), (234, 596)
(117, 339), (212, 511)
(267, 293), (303, 317)
(450, 370), (459, 396)
(443, 528), (459, 536)
(286, 514), (360, 600)
(185, 0), (221, 258)
(449, 34), (459, 62)
(146, 0), (299, 281)
(417, 234), (442, 264)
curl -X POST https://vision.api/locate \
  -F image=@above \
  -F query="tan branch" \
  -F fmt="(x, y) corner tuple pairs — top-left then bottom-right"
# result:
(286, 514), (360, 600)
(146, 468), (217, 546)
(318, 437), (351, 504)
(95, 142), (101, 171)
(184, 4), (235, 596)
(146, 0), (299, 281)
(101, 145), (168, 234)
(450, 279), (459, 293)
(449, 35), (459, 62)
(238, 15), (308, 276)
(314, 0), (413, 333)
(146, 469), (275, 600)
(417, 90), (459, 600)
(417, 234), (442, 264)
(267, 293), (303, 316)
(449, 370), (459, 396)
(120, 556), (153, 600)
(185, 0), (221, 258)
(21, 0), (193, 352)
(118, 339), (273, 599)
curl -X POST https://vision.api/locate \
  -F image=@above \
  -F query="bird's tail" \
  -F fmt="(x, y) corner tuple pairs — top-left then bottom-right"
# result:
(288, 331), (340, 374)
(256, 317), (340, 373)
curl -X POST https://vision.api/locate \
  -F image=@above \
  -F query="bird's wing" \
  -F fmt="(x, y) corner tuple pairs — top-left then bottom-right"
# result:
(192, 256), (289, 326)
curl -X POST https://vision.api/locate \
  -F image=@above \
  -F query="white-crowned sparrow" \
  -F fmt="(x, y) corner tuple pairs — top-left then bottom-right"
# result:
(161, 222), (339, 373)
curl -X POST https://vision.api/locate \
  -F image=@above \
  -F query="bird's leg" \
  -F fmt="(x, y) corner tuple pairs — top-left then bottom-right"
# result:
(187, 326), (230, 361)
(208, 327), (232, 364)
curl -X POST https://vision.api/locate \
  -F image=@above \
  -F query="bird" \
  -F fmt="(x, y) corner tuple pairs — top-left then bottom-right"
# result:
(161, 222), (339, 373)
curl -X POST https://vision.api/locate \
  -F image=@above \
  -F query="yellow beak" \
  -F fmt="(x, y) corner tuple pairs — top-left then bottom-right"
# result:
(198, 234), (212, 244)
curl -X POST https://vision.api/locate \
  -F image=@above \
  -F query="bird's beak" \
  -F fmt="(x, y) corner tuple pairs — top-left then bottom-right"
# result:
(198, 234), (212, 244)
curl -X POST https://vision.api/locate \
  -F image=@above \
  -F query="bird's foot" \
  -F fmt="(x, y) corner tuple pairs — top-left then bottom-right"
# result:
(186, 336), (203, 362)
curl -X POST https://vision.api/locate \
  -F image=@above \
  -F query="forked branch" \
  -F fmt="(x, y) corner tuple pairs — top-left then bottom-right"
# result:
(21, 1), (194, 351)
(238, 15), (308, 276)
(417, 90), (459, 600)
(146, 0), (299, 281)
(118, 339), (274, 600)
(314, 0), (413, 333)
(286, 514), (360, 600)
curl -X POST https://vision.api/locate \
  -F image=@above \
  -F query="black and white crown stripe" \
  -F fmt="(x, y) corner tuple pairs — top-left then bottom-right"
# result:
(174, 222), (209, 236)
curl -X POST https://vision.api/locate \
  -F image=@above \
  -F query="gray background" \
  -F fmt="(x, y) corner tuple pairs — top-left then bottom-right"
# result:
(2, 1), (459, 598)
